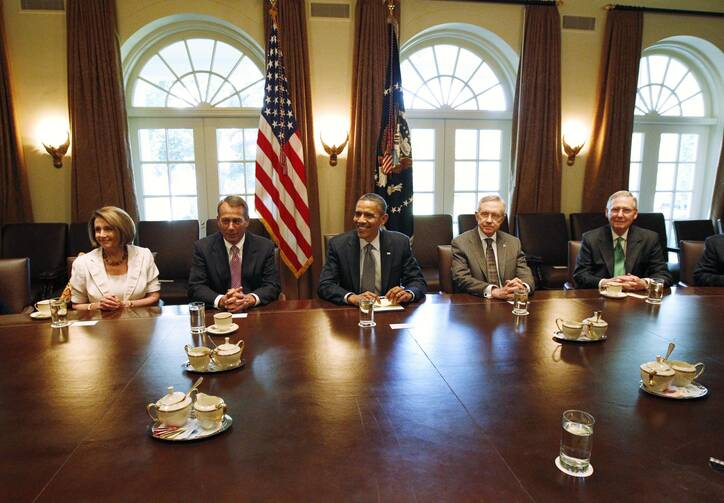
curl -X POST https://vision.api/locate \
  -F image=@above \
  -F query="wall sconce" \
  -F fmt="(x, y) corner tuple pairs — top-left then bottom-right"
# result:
(561, 121), (588, 166)
(320, 133), (349, 166)
(43, 133), (71, 169)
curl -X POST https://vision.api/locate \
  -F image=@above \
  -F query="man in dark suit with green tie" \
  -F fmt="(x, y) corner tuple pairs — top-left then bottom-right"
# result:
(573, 190), (672, 290)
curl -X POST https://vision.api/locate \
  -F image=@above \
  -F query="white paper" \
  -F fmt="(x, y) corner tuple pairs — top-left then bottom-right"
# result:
(231, 313), (248, 318)
(374, 298), (404, 312)
(71, 320), (99, 327)
(390, 323), (415, 330)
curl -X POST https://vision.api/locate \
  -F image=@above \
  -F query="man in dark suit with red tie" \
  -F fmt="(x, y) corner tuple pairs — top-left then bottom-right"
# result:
(188, 196), (280, 312)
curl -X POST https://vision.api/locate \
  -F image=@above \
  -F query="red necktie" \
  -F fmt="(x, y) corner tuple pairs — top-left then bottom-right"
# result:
(230, 245), (242, 289)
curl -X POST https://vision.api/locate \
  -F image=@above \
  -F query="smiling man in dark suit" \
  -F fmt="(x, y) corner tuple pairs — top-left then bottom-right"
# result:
(451, 195), (534, 298)
(188, 196), (280, 312)
(317, 193), (426, 306)
(573, 190), (672, 290)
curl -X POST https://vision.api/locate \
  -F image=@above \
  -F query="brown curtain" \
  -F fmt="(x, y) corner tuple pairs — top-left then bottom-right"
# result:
(711, 137), (724, 220)
(263, 0), (322, 299)
(345, 0), (399, 230)
(581, 10), (643, 212)
(0, 6), (33, 224)
(509, 5), (562, 223)
(67, 0), (138, 222)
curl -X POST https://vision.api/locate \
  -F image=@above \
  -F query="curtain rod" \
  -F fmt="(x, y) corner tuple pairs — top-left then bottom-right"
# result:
(435, 0), (561, 6)
(605, 4), (724, 18)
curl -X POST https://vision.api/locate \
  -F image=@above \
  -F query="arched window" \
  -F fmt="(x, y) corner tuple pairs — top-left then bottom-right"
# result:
(628, 38), (724, 247)
(123, 18), (265, 223)
(400, 24), (517, 232)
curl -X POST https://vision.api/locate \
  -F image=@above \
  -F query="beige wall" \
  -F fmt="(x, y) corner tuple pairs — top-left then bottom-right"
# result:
(4, 0), (723, 232)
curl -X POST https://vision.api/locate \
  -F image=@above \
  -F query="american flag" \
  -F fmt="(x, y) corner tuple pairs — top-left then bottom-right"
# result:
(375, 16), (413, 237)
(255, 18), (312, 278)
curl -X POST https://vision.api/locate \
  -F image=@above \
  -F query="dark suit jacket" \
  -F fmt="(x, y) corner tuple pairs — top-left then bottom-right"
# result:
(693, 234), (724, 286)
(188, 232), (280, 306)
(451, 229), (535, 296)
(573, 225), (672, 288)
(317, 229), (427, 305)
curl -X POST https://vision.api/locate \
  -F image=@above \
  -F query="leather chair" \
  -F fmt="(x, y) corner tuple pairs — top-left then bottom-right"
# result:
(634, 212), (679, 283)
(569, 213), (608, 241)
(323, 233), (340, 262)
(717, 218), (722, 234)
(0, 258), (32, 314)
(515, 213), (568, 289)
(206, 218), (271, 240)
(457, 214), (510, 235)
(137, 220), (200, 305)
(673, 220), (715, 243)
(565, 241), (582, 290)
(411, 215), (452, 292)
(68, 222), (93, 256)
(437, 245), (454, 293)
(1, 223), (68, 302)
(677, 240), (705, 287)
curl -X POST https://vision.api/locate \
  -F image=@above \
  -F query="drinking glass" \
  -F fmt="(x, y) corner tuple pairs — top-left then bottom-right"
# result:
(358, 298), (376, 328)
(512, 289), (529, 316)
(645, 279), (664, 305)
(189, 302), (206, 334)
(50, 298), (70, 328)
(559, 410), (595, 474)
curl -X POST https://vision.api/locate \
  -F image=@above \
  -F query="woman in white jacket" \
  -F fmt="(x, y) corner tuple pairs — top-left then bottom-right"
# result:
(70, 206), (161, 311)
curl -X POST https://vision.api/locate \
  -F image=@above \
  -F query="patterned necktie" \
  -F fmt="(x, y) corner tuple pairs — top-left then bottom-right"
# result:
(230, 245), (242, 289)
(485, 238), (500, 286)
(360, 243), (377, 294)
(613, 237), (625, 277)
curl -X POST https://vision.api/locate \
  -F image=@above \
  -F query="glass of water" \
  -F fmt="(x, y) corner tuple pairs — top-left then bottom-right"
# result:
(189, 302), (206, 334)
(559, 409), (595, 474)
(358, 298), (376, 328)
(50, 298), (70, 328)
(512, 289), (529, 316)
(645, 279), (664, 304)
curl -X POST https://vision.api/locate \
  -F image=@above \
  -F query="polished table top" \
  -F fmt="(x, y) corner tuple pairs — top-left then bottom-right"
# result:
(1, 289), (723, 501)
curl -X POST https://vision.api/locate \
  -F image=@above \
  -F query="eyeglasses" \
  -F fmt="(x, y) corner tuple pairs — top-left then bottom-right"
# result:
(477, 212), (504, 220)
(609, 208), (635, 216)
(219, 218), (245, 226)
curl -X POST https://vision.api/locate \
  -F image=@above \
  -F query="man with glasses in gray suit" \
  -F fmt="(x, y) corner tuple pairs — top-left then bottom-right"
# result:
(452, 195), (535, 299)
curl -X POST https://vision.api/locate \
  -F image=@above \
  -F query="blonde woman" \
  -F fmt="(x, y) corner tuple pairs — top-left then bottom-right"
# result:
(70, 206), (160, 310)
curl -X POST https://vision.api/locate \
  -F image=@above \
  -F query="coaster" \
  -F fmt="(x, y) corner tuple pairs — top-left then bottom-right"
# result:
(555, 456), (593, 478)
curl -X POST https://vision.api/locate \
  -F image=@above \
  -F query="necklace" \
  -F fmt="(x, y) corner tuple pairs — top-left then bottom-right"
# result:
(103, 248), (127, 266)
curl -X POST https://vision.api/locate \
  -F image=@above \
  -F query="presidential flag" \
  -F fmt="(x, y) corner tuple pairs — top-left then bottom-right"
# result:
(375, 15), (413, 237)
(255, 15), (313, 278)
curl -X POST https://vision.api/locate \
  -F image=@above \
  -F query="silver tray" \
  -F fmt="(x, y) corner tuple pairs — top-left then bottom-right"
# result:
(639, 381), (708, 399)
(150, 414), (232, 442)
(182, 358), (245, 374)
(553, 330), (607, 343)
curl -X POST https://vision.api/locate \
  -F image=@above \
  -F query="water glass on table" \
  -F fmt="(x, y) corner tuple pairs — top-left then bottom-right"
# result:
(358, 298), (376, 328)
(645, 279), (664, 304)
(559, 409), (595, 476)
(50, 298), (70, 328)
(189, 302), (206, 334)
(512, 289), (529, 316)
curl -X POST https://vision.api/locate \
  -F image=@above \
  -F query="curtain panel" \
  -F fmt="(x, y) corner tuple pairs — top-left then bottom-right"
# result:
(0, 6), (33, 224)
(67, 0), (138, 222)
(263, 0), (323, 299)
(345, 0), (399, 230)
(509, 5), (562, 223)
(711, 137), (724, 220)
(581, 10), (643, 212)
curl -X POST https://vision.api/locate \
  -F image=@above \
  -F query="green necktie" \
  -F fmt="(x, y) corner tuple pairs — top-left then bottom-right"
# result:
(613, 237), (625, 277)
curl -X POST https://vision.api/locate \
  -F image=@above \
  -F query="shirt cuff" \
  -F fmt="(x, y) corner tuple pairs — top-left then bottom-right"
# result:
(251, 293), (260, 306)
(213, 295), (223, 309)
(483, 284), (495, 298)
(405, 289), (415, 302)
(344, 292), (353, 304)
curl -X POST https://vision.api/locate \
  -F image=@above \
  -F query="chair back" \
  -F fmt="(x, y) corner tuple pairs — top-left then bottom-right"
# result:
(633, 213), (669, 258)
(515, 213), (568, 265)
(569, 213), (607, 241)
(673, 220), (715, 243)
(457, 214), (510, 235)
(68, 222), (93, 256)
(411, 215), (452, 267)
(566, 241), (582, 289)
(0, 258), (31, 314)
(1, 223), (68, 280)
(717, 218), (722, 234)
(137, 220), (199, 280)
(323, 233), (340, 261)
(678, 240), (705, 287)
(437, 245), (454, 293)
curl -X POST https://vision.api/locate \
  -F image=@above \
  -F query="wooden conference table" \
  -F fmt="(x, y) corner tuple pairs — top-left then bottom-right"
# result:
(1, 289), (723, 501)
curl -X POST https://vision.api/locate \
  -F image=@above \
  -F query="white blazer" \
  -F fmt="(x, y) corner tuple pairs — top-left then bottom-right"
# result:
(70, 245), (161, 303)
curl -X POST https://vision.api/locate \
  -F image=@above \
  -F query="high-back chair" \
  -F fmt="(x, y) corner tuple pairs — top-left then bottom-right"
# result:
(68, 222), (94, 256)
(569, 213), (608, 241)
(437, 245), (454, 293)
(1, 223), (68, 301)
(411, 215), (453, 292)
(678, 240), (706, 287)
(673, 220), (715, 244)
(137, 220), (199, 305)
(634, 212), (679, 283)
(515, 213), (568, 289)
(0, 258), (32, 314)
(565, 240), (582, 289)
